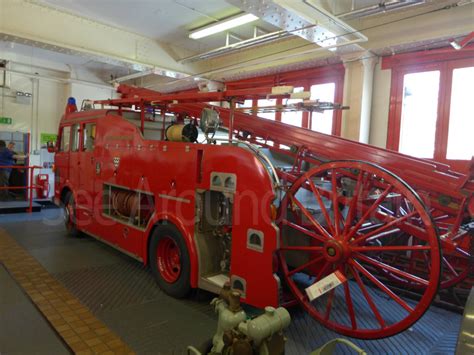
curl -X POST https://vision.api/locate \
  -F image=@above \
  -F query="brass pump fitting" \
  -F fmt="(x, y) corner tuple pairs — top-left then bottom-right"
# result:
(219, 283), (242, 312)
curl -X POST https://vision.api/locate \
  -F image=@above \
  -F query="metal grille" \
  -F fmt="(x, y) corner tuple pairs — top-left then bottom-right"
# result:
(53, 261), (162, 314)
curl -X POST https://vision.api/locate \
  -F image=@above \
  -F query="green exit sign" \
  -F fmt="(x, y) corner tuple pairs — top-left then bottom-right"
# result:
(0, 117), (12, 125)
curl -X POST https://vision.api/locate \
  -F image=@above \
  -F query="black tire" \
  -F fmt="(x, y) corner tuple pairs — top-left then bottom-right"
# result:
(63, 192), (80, 237)
(149, 224), (191, 298)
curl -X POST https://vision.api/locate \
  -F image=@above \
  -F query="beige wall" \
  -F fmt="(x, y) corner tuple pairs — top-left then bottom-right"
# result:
(369, 61), (392, 148)
(340, 57), (393, 148)
(341, 60), (363, 141)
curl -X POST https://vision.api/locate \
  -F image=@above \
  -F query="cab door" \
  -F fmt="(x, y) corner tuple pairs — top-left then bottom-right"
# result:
(76, 121), (97, 230)
(54, 125), (71, 195)
(68, 123), (86, 224)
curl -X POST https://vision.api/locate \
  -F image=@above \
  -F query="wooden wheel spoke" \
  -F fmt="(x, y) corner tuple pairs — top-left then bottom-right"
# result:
(352, 245), (431, 252)
(379, 204), (395, 216)
(350, 259), (414, 313)
(282, 219), (327, 243)
(305, 176), (335, 235)
(355, 253), (429, 287)
(352, 210), (419, 245)
(288, 256), (325, 277)
(324, 288), (335, 321)
(452, 230), (468, 242)
(280, 246), (324, 252)
(341, 270), (357, 330)
(349, 265), (386, 329)
(343, 172), (364, 235)
(454, 247), (471, 259)
(331, 170), (341, 235)
(345, 186), (392, 241)
(288, 192), (332, 239)
(422, 252), (432, 273)
(316, 261), (331, 282)
(442, 257), (459, 277)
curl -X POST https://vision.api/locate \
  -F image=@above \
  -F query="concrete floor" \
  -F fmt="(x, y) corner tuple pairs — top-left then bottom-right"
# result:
(0, 208), (464, 354)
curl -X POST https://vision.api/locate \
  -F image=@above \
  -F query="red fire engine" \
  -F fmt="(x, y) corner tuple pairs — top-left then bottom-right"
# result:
(52, 85), (473, 340)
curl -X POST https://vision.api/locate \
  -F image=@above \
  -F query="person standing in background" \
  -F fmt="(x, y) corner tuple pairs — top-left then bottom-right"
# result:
(0, 140), (27, 200)
(7, 141), (17, 154)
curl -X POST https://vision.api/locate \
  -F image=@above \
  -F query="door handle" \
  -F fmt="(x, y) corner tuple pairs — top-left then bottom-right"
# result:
(91, 156), (95, 163)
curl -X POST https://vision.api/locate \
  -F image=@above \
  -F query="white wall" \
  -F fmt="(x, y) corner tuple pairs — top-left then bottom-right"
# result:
(0, 58), (118, 198)
(0, 73), (65, 151)
(0, 64), (116, 152)
(69, 82), (116, 109)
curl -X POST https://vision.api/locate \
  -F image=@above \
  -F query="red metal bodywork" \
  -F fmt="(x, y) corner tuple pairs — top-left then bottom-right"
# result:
(54, 108), (280, 309)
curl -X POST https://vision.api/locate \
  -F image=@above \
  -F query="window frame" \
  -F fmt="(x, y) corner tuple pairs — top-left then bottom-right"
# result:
(59, 125), (71, 152)
(82, 122), (96, 152)
(384, 46), (474, 172)
(226, 65), (344, 135)
(70, 123), (81, 152)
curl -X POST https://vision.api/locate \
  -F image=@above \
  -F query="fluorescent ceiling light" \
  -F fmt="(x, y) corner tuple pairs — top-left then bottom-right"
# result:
(189, 13), (258, 39)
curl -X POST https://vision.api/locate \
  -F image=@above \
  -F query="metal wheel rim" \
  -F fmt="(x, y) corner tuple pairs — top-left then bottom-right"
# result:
(157, 236), (182, 283)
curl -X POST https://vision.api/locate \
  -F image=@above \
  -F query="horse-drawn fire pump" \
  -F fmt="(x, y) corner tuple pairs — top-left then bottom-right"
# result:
(52, 84), (473, 340)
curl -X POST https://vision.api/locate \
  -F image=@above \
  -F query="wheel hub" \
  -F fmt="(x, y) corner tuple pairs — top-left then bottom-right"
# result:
(323, 239), (350, 263)
(156, 236), (181, 283)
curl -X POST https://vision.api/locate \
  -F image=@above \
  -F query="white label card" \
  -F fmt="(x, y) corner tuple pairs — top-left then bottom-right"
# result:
(305, 270), (347, 301)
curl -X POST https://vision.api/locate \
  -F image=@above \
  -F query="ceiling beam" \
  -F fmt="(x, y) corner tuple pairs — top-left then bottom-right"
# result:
(0, 0), (193, 78)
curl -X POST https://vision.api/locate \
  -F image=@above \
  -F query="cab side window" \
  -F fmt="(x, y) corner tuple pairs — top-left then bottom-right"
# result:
(59, 126), (71, 152)
(71, 124), (81, 152)
(83, 123), (96, 152)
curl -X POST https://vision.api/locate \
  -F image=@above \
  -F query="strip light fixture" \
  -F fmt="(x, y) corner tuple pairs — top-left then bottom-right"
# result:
(189, 13), (259, 39)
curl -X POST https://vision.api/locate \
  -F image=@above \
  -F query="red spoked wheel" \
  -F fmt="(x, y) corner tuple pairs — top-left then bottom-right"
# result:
(429, 210), (472, 289)
(438, 239), (472, 289)
(156, 236), (182, 283)
(380, 204), (472, 290)
(278, 160), (441, 339)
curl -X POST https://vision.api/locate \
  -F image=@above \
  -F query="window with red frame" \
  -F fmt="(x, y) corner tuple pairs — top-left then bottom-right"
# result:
(226, 65), (344, 135)
(384, 47), (474, 172)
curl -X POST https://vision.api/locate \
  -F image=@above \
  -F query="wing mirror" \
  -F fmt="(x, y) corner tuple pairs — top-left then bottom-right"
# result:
(46, 141), (56, 153)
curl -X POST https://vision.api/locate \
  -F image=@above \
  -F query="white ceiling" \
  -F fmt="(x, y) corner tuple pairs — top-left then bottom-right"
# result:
(0, 41), (136, 81)
(0, 41), (88, 66)
(4, 0), (470, 89)
(38, 0), (280, 52)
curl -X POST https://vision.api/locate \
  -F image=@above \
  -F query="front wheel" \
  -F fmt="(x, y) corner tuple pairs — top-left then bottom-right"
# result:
(63, 192), (79, 237)
(149, 224), (191, 298)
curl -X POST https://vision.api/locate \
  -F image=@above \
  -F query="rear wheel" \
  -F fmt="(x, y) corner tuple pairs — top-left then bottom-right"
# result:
(149, 224), (191, 298)
(63, 192), (79, 237)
